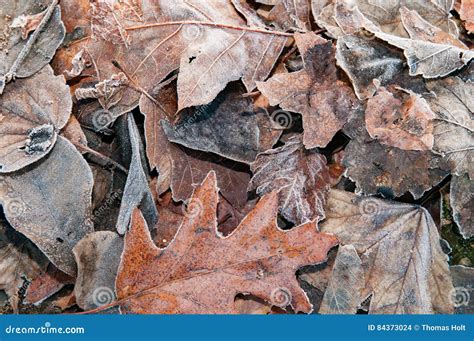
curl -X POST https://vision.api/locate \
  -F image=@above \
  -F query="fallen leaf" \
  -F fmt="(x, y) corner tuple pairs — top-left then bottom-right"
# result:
(460, 0), (474, 33)
(336, 35), (421, 100)
(115, 115), (158, 235)
(163, 83), (276, 164)
(0, 65), (72, 173)
(450, 265), (474, 314)
(450, 174), (473, 238)
(0, 137), (94, 276)
(67, 0), (289, 121)
(426, 77), (474, 178)
(321, 189), (454, 314)
(258, 32), (360, 148)
(24, 265), (74, 306)
(0, 0), (65, 92)
(319, 244), (364, 314)
(343, 111), (448, 199)
(115, 171), (338, 314)
(249, 136), (332, 225)
(0, 220), (48, 312)
(365, 87), (435, 151)
(73, 231), (123, 310)
(370, 27), (474, 79)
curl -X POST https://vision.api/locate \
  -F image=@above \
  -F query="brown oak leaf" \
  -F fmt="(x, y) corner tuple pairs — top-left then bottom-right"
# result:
(115, 171), (338, 314)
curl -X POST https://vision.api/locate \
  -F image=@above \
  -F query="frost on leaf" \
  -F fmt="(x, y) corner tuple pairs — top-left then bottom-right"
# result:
(116, 172), (338, 314)
(321, 190), (454, 314)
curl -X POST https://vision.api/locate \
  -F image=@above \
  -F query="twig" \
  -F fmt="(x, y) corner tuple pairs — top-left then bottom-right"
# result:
(4, 0), (59, 83)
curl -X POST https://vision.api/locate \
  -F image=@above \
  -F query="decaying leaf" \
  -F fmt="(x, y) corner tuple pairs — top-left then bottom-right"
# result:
(365, 87), (435, 151)
(319, 245), (364, 314)
(249, 136), (332, 225)
(450, 174), (473, 238)
(163, 84), (275, 164)
(426, 77), (473, 178)
(450, 265), (474, 314)
(67, 0), (289, 122)
(336, 35), (415, 100)
(115, 172), (338, 314)
(24, 265), (74, 305)
(258, 32), (360, 148)
(116, 115), (158, 235)
(0, 137), (93, 276)
(0, 65), (71, 173)
(73, 231), (123, 310)
(343, 112), (448, 199)
(370, 22), (474, 78)
(0, 0), (65, 92)
(460, 0), (474, 33)
(321, 190), (454, 314)
(0, 220), (48, 312)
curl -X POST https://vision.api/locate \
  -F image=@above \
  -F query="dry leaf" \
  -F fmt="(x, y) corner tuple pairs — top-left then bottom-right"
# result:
(116, 115), (158, 234)
(426, 77), (474, 178)
(73, 231), (123, 310)
(0, 220), (48, 312)
(450, 174), (473, 238)
(450, 265), (474, 314)
(0, 65), (71, 173)
(365, 87), (435, 151)
(336, 35), (415, 100)
(0, 0), (65, 92)
(115, 172), (338, 314)
(460, 0), (474, 33)
(343, 112), (448, 199)
(249, 136), (332, 225)
(319, 245), (364, 314)
(258, 32), (360, 148)
(321, 190), (454, 314)
(0, 137), (93, 276)
(24, 265), (74, 305)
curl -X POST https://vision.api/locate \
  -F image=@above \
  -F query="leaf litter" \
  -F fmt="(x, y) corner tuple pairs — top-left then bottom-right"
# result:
(0, 0), (471, 315)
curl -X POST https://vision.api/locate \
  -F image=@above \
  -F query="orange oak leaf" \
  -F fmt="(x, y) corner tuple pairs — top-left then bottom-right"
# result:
(115, 171), (338, 314)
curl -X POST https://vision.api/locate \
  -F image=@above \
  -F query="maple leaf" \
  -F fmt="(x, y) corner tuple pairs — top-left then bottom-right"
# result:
(249, 136), (333, 225)
(0, 0), (65, 93)
(258, 32), (360, 148)
(0, 137), (93, 276)
(115, 172), (338, 314)
(0, 66), (72, 173)
(321, 190), (454, 314)
(426, 77), (474, 179)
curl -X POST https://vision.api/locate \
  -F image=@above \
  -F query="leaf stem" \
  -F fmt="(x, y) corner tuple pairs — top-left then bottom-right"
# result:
(4, 0), (59, 84)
